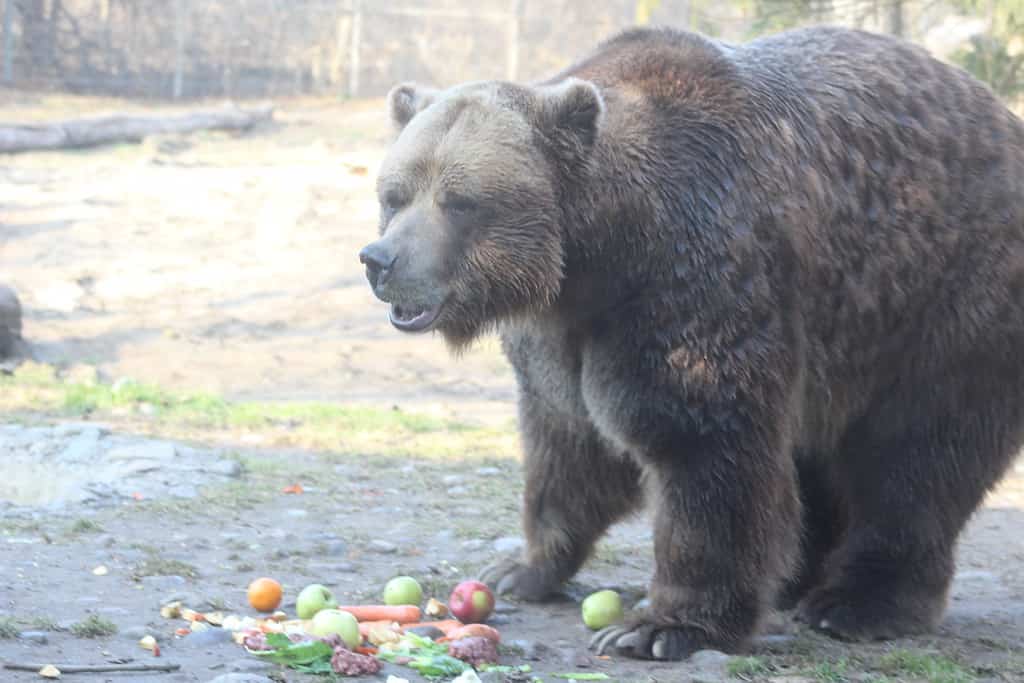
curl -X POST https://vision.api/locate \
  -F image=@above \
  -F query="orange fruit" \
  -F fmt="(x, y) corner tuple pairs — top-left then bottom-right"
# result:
(247, 577), (283, 613)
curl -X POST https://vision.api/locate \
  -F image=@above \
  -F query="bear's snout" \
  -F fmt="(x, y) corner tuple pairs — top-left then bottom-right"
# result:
(358, 240), (397, 292)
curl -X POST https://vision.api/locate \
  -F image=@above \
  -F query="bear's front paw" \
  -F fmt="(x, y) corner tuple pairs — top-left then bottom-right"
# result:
(478, 555), (562, 602)
(589, 620), (708, 661)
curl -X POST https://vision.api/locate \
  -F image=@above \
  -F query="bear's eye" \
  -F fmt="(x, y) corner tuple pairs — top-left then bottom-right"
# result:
(441, 194), (479, 217)
(382, 190), (408, 213)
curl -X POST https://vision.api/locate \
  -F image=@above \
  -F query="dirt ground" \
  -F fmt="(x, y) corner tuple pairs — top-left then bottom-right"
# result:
(2, 93), (1023, 683)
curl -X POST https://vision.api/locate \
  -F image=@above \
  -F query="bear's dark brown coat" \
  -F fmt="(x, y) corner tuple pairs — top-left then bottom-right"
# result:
(362, 25), (1024, 660)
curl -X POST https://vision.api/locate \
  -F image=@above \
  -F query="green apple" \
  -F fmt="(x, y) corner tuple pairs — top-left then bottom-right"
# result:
(581, 589), (624, 630)
(296, 583), (336, 619)
(383, 575), (423, 606)
(310, 609), (360, 649)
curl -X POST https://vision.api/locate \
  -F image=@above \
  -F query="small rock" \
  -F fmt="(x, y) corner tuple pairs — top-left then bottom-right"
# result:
(208, 460), (242, 477)
(690, 649), (731, 677)
(181, 626), (235, 648)
(508, 638), (549, 661)
(161, 592), (200, 607)
(56, 619), (79, 631)
(442, 474), (465, 486)
(369, 540), (398, 554)
(461, 539), (487, 551)
(487, 613), (511, 625)
(569, 649), (593, 668)
(324, 541), (348, 556)
(476, 466), (502, 476)
(284, 508), (308, 518)
(477, 672), (505, 683)
(17, 630), (48, 644)
(206, 675), (274, 683)
(492, 536), (525, 554)
(447, 486), (469, 496)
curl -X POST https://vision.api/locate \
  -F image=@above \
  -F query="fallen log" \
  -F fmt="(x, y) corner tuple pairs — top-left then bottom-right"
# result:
(0, 103), (274, 154)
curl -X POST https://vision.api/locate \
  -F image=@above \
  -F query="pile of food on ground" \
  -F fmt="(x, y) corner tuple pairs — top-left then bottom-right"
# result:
(159, 575), (525, 679)
(157, 573), (624, 681)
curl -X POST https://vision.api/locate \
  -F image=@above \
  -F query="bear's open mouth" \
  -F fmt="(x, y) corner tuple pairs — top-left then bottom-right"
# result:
(389, 301), (444, 333)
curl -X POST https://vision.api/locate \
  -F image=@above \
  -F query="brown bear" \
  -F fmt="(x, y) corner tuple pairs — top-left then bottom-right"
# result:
(358, 25), (1024, 660)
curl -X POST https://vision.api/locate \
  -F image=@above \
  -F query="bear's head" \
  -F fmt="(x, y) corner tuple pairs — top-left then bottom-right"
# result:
(359, 78), (605, 350)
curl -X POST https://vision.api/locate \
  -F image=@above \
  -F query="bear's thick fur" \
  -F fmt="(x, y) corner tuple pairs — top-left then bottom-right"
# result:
(360, 25), (1024, 660)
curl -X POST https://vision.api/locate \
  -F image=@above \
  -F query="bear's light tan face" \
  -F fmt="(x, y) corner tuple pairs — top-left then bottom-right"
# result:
(359, 77), (604, 348)
(360, 82), (564, 346)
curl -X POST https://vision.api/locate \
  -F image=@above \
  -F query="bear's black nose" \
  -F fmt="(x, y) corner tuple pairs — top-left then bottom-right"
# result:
(359, 242), (396, 289)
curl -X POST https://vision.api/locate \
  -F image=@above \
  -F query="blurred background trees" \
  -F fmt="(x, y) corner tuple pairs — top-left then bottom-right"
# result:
(0, 0), (1020, 108)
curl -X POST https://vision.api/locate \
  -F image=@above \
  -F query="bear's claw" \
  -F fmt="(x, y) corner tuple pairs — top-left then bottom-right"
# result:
(478, 556), (562, 602)
(589, 621), (703, 661)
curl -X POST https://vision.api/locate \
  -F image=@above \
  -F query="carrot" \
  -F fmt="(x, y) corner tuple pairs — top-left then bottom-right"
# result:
(337, 605), (422, 623)
(438, 623), (501, 643)
(400, 619), (464, 636)
(354, 646), (378, 656)
(358, 620), (398, 638)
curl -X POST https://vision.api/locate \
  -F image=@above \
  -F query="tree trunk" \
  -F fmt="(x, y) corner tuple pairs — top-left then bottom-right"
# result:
(887, 0), (904, 37)
(0, 104), (274, 154)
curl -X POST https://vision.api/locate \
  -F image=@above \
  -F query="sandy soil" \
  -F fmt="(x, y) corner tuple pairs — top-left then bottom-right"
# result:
(1, 92), (516, 426)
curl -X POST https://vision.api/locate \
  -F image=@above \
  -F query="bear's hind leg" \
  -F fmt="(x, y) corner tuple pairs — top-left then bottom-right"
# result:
(480, 402), (644, 602)
(801, 408), (1020, 641)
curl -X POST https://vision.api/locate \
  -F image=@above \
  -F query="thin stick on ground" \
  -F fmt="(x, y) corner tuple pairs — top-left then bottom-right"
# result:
(4, 662), (181, 673)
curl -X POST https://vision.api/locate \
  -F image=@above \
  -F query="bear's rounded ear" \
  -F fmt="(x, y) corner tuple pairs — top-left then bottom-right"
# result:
(538, 78), (605, 147)
(387, 82), (439, 130)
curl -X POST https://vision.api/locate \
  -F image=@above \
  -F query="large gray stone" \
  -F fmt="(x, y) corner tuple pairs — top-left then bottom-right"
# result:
(17, 630), (49, 645)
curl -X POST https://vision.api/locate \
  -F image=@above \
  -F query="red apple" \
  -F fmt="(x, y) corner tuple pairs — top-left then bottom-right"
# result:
(448, 580), (495, 623)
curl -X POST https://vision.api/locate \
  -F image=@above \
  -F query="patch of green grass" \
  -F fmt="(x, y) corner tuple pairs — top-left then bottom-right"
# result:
(70, 615), (118, 638)
(0, 519), (45, 536)
(728, 655), (773, 678)
(67, 518), (104, 535)
(132, 553), (199, 580)
(878, 649), (973, 683)
(809, 657), (850, 683)
(0, 618), (19, 639)
(27, 616), (59, 631)
(1, 365), (518, 459)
